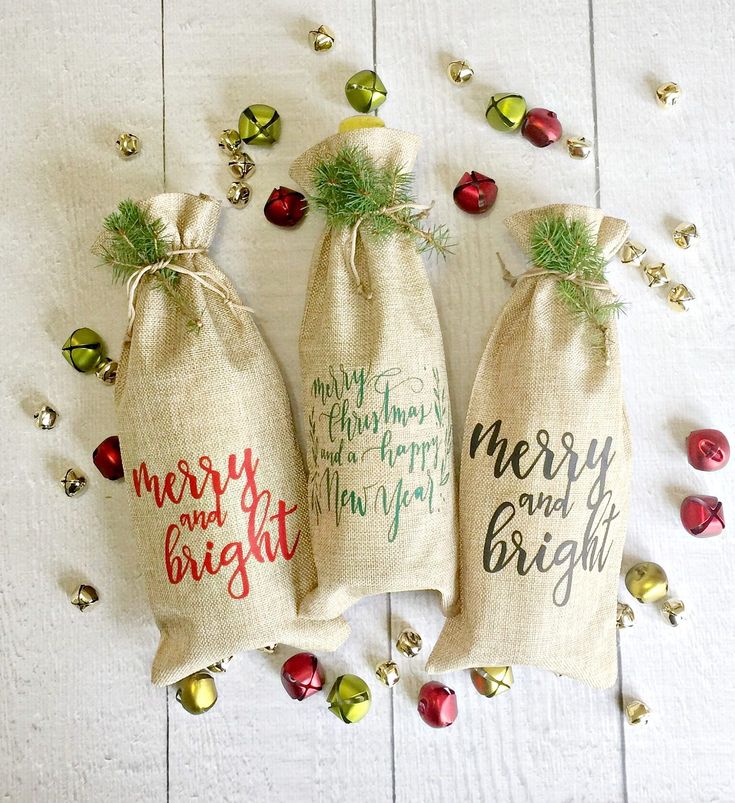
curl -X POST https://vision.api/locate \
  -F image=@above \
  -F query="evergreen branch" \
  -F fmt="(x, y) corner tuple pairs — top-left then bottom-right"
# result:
(310, 146), (455, 259)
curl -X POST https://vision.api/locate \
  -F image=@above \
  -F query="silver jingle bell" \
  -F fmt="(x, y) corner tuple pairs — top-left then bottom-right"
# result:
(61, 468), (87, 497)
(95, 358), (118, 385)
(34, 404), (58, 430)
(661, 598), (686, 627)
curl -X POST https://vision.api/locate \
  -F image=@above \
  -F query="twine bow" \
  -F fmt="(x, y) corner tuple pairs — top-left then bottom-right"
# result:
(498, 253), (613, 293)
(125, 247), (253, 337)
(346, 203), (433, 299)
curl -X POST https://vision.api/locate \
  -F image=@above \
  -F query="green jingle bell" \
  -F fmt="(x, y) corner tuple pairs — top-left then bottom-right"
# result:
(62, 327), (106, 373)
(345, 70), (387, 113)
(238, 104), (281, 146)
(485, 93), (527, 132)
(327, 674), (371, 724)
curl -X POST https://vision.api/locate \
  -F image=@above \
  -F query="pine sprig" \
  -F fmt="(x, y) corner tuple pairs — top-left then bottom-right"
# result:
(92, 199), (202, 331)
(530, 215), (625, 353)
(310, 145), (454, 258)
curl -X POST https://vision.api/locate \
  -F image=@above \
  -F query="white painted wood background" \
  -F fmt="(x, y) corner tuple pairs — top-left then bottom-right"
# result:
(1, 0), (733, 800)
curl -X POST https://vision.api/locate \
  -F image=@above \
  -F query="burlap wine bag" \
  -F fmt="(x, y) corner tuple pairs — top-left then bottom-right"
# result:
(427, 204), (631, 688)
(111, 193), (348, 686)
(289, 128), (458, 619)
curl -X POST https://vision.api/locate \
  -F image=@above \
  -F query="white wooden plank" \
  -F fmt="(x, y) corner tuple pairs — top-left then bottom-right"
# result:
(378, 1), (626, 800)
(0, 1), (166, 801)
(162, 4), (394, 801)
(594, 1), (735, 801)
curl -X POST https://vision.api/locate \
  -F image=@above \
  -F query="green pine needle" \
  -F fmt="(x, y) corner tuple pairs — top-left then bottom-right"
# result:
(530, 215), (625, 352)
(310, 145), (454, 258)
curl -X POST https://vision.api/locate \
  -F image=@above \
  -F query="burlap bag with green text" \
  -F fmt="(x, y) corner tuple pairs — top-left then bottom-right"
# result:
(290, 128), (458, 619)
(112, 193), (348, 686)
(427, 204), (631, 688)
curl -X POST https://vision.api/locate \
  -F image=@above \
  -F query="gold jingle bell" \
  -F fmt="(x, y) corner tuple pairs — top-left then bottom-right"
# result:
(625, 699), (651, 725)
(375, 659), (400, 687)
(625, 561), (669, 603)
(673, 222), (698, 249)
(239, 104), (281, 146)
(641, 261), (670, 288)
(71, 584), (99, 611)
(95, 358), (118, 385)
(345, 70), (387, 114)
(228, 152), (255, 180)
(309, 24), (335, 52)
(661, 598), (686, 627)
(34, 404), (58, 430)
(656, 82), (681, 107)
(616, 601), (635, 629)
(395, 628), (422, 657)
(207, 656), (233, 672)
(668, 283), (694, 311)
(227, 181), (251, 209)
(116, 132), (139, 158)
(327, 674), (371, 724)
(447, 59), (474, 85)
(471, 666), (514, 698)
(61, 468), (87, 498)
(175, 671), (218, 715)
(218, 128), (242, 154)
(257, 643), (278, 655)
(619, 240), (647, 266)
(566, 136), (592, 159)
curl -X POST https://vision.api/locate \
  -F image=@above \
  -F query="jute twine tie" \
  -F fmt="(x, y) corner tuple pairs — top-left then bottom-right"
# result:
(346, 203), (433, 299)
(125, 247), (253, 337)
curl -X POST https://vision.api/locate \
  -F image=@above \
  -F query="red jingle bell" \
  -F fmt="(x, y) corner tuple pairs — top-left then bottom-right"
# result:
(680, 495), (725, 537)
(453, 171), (498, 215)
(687, 429), (730, 471)
(264, 186), (307, 227)
(417, 681), (458, 728)
(92, 435), (124, 480)
(521, 108), (563, 148)
(280, 652), (325, 700)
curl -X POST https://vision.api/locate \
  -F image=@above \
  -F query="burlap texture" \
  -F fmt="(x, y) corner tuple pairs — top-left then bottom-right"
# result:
(426, 204), (631, 688)
(290, 128), (458, 619)
(114, 193), (348, 686)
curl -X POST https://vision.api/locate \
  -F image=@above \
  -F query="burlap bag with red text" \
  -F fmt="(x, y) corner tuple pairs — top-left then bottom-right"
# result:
(427, 204), (631, 687)
(289, 128), (458, 619)
(114, 193), (348, 686)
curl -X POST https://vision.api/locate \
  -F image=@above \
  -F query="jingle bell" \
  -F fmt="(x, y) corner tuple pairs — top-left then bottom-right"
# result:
(61, 468), (87, 498)
(116, 132), (139, 158)
(453, 171), (498, 214)
(656, 82), (681, 107)
(687, 429), (730, 471)
(95, 358), (118, 385)
(619, 240), (647, 266)
(680, 495), (725, 537)
(375, 659), (400, 687)
(661, 598), (686, 627)
(471, 666), (513, 698)
(345, 70), (387, 113)
(673, 222), (698, 249)
(228, 152), (255, 180)
(71, 584), (99, 611)
(668, 283), (694, 311)
(417, 681), (458, 728)
(327, 674), (371, 724)
(625, 699), (651, 725)
(258, 644), (278, 655)
(395, 628), (422, 657)
(239, 104), (281, 146)
(485, 93), (527, 131)
(521, 108), (563, 148)
(309, 24), (335, 52)
(641, 262), (669, 288)
(175, 671), (218, 715)
(207, 656), (233, 673)
(625, 561), (669, 603)
(566, 136), (592, 159)
(264, 187), (307, 227)
(218, 129), (242, 154)
(34, 404), (58, 430)
(447, 60), (473, 85)
(93, 435), (124, 481)
(227, 181), (251, 209)
(280, 652), (325, 701)
(616, 601), (635, 629)
(62, 327), (106, 373)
